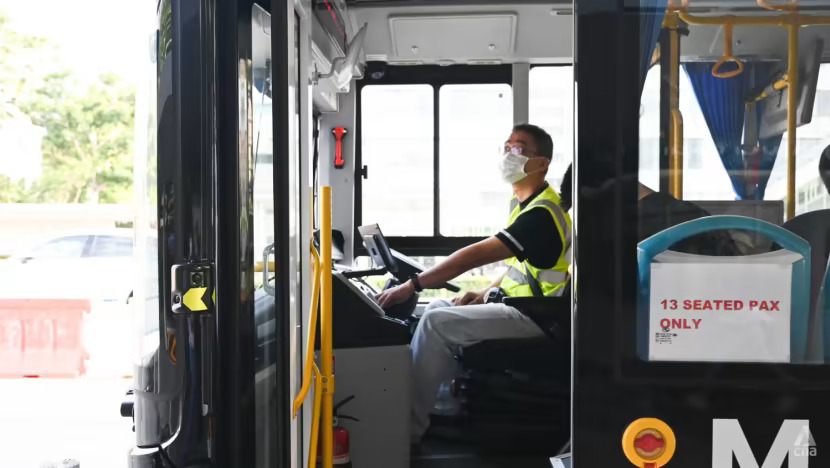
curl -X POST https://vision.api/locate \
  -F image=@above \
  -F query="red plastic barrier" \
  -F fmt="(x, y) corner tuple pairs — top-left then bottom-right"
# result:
(0, 299), (91, 378)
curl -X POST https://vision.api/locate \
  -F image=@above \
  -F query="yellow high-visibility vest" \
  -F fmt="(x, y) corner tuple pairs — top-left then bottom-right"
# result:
(501, 184), (572, 297)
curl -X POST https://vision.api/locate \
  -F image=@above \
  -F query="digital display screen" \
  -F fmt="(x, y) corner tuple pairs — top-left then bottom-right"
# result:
(313, 0), (347, 51)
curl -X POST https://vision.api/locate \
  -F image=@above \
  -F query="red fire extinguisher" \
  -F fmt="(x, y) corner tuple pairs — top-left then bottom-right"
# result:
(318, 395), (358, 467)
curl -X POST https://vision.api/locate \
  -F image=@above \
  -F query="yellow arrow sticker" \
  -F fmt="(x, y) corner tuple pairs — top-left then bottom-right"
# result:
(212, 288), (216, 304)
(183, 287), (208, 311)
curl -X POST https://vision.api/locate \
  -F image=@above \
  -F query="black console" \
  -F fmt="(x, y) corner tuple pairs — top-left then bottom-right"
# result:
(318, 271), (411, 349)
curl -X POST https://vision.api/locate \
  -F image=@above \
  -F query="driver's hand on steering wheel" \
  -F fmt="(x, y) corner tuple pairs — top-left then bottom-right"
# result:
(453, 289), (486, 306)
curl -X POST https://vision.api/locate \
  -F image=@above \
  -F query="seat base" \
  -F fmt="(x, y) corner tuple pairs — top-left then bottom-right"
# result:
(459, 336), (569, 378)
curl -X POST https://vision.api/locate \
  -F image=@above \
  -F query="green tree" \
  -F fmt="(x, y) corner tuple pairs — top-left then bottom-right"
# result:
(0, 174), (30, 203)
(2, 11), (136, 204)
(22, 73), (136, 204)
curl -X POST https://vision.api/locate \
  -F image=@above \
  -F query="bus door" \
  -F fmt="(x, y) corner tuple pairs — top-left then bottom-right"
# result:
(127, 1), (304, 467)
(129, 0), (221, 466)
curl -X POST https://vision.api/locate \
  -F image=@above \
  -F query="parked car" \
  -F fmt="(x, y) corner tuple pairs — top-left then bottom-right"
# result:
(0, 229), (135, 303)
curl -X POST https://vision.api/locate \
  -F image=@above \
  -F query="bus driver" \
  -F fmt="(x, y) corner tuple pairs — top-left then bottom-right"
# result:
(376, 123), (572, 443)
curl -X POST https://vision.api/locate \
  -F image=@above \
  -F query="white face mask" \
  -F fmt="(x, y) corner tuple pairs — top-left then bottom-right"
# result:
(499, 150), (529, 184)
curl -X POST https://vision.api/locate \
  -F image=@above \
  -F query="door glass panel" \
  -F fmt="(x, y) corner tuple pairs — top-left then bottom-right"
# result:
(251, 5), (277, 468)
(132, 0), (165, 448)
(605, 5), (830, 369)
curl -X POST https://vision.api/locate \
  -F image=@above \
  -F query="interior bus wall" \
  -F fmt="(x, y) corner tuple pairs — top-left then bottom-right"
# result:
(512, 63), (531, 125)
(319, 89), (358, 265)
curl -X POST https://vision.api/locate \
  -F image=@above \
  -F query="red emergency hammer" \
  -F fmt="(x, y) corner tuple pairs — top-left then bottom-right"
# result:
(333, 127), (347, 169)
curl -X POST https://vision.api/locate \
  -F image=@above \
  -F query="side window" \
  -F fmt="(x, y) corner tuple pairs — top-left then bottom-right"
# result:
(767, 64), (830, 214)
(30, 236), (90, 258)
(360, 84), (434, 236)
(638, 64), (737, 200)
(439, 83), (513, 236)
(528, 66), (574, 190)
(89, 236), (134, 257)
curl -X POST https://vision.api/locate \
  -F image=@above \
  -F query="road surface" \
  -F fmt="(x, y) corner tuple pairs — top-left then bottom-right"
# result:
(0, 377), (134, 468)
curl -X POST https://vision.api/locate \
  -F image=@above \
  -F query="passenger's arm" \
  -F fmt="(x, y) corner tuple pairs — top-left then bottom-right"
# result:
(375, 236), (513, 308)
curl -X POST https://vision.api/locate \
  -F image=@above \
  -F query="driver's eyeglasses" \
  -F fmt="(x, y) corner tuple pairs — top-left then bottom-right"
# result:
(501, 145), (537, 157)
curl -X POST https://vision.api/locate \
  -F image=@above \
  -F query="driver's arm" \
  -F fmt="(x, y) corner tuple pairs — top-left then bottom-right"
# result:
(489, 267), (507, 290)
(408, 236), (513, 291)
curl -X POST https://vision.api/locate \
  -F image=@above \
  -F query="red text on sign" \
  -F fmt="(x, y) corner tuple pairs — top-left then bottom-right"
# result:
(659, 299), (781, 311)
(660, 318), (702, 329)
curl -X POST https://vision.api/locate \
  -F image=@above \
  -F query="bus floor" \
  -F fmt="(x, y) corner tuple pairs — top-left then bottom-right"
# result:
(412, 433), (553, 468)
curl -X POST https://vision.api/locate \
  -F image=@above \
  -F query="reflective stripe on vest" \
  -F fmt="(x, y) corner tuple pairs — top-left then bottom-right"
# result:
(506, 265), (570, 284)
(502, 185), (572, 297)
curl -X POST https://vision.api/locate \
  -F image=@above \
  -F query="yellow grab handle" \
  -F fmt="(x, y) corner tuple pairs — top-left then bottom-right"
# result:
(757, 0), (798, 10)
(294, 186), (322, 417)
(667, 0), (688, 11)
(712, 22), (744, 79)
(670, 109), (684, 199)
(293, 245), (321, 417)
(254, 261), (275, 273)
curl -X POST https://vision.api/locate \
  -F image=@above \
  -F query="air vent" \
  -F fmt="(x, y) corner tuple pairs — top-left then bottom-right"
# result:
(389, 13), (517, 61)
(467, 59), (503, 65)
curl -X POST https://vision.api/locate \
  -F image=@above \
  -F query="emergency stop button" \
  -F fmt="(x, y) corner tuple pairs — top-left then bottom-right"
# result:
(622, 418), (676, 467)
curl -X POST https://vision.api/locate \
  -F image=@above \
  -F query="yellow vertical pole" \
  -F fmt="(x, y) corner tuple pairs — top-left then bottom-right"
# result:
(307, 364), (323, 468)
(671, 109), (684, 198)
(786, 20), (799, 219)
(320, 186), (333, 468)
(666, 12), (684, 199)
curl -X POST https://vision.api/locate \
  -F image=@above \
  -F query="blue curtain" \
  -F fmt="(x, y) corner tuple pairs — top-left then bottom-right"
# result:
(684, 62), (784, 199)
(640, 0), (668, 94)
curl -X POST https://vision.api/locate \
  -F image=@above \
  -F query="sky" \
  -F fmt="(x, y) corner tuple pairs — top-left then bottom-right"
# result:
(0, 0), (151, 85)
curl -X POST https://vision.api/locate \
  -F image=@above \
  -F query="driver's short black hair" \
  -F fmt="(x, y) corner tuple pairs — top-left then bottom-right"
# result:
(820, 144), (830, 173)
(560, 163), (572, 211)
(820, 144), (830, 194)
(512, 123), (553, 160)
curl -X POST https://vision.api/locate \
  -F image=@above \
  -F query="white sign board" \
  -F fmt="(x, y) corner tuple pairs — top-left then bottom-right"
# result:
(648, 252), (798, 363)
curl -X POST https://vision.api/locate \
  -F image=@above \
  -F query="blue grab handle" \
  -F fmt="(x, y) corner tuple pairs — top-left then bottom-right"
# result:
(637, 215), (812, 363)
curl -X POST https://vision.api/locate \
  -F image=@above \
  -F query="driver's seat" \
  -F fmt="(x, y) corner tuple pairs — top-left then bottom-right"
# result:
(432, 288), (572, 455)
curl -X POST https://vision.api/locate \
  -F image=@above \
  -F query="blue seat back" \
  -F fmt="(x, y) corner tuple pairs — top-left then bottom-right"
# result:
(780, 209), (830, 362)
(637, 215), (812, 363)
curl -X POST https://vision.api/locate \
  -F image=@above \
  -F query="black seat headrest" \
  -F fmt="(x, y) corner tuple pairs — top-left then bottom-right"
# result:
(313, 229), (345, 262)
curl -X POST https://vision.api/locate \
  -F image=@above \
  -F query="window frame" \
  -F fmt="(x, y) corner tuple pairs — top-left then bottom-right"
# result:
(354, 64), (512, 256)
